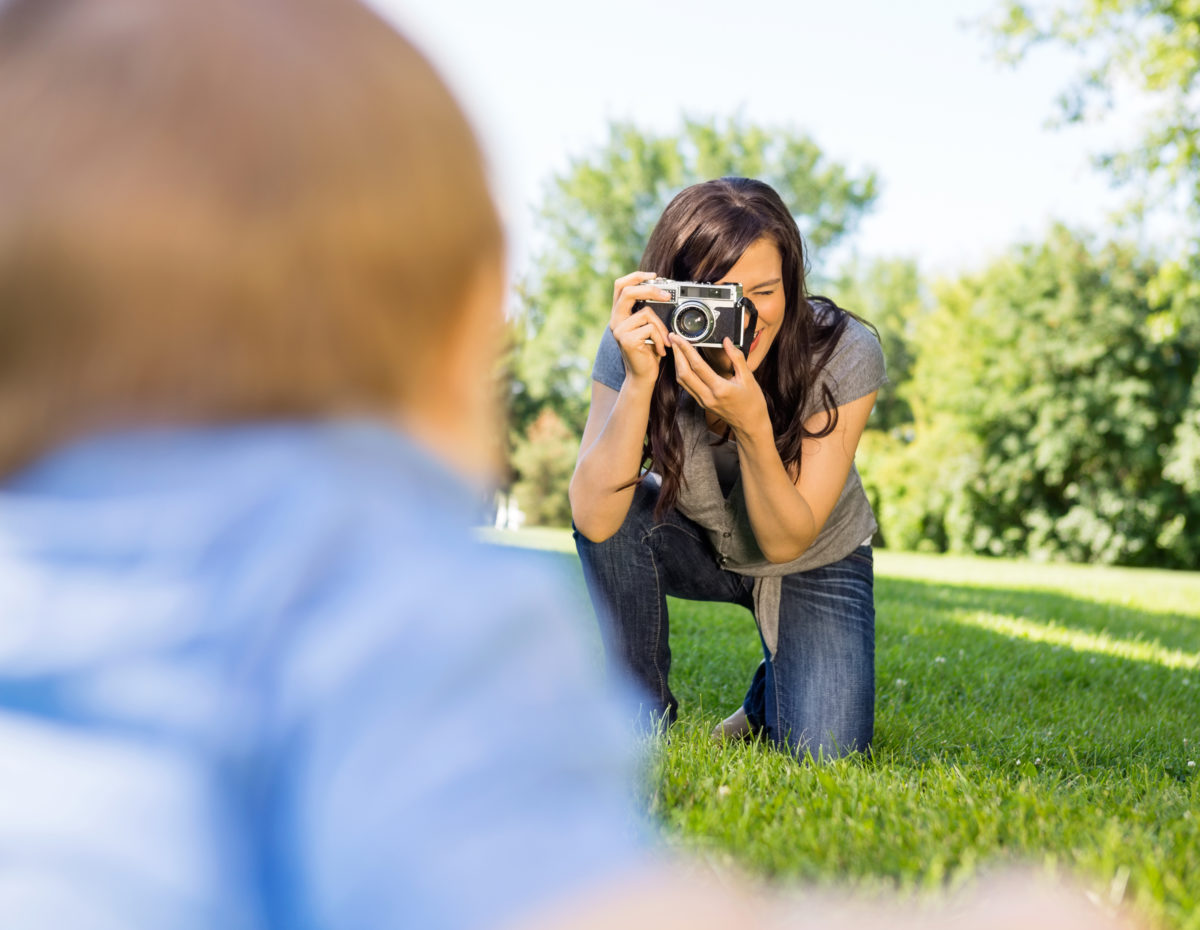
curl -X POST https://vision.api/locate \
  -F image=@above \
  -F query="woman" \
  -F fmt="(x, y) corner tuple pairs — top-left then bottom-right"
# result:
(570, 177), (886, 759)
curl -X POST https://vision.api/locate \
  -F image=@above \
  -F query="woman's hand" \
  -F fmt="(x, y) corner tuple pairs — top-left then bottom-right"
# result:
(609, 271), (672, 385)
(670, 335), (771, 439)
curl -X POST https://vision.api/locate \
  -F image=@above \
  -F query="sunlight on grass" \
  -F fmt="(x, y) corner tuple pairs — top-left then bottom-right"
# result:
(481, 526), (1200, 930)
(477, 526), (576, 553)
(949, 610), (1200, 671)
(874, 550), (1200, 618)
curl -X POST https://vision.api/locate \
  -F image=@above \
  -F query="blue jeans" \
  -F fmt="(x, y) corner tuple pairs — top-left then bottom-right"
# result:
(574, 483), (875, 758)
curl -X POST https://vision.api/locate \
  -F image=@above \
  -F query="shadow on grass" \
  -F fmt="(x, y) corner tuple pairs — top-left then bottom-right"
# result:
(868, 577), (1197, 771)
(666, 575), (1198, 776)
(876, 575), (1200, 656)
(488, 542), (1199, 774)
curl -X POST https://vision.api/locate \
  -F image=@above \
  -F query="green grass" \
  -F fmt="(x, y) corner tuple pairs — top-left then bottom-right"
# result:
(484, 528), (1200, 929)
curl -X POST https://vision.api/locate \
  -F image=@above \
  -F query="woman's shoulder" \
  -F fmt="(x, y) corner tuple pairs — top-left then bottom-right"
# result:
(809, 298), (887, 403)
(810, 299), (879, 359)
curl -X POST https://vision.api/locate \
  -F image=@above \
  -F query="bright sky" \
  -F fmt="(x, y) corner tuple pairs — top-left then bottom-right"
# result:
(371, 0), (1164, 282)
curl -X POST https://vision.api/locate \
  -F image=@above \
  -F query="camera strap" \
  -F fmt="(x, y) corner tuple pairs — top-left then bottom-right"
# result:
(737, 297), (758, 356)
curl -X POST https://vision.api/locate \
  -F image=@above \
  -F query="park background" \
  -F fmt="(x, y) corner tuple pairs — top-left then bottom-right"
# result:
(380, 0), (1200, 567)
(380, 0), (1200, 926)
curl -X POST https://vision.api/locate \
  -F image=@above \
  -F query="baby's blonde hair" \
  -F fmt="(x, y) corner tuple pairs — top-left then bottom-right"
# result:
(0, 0), (502, 475)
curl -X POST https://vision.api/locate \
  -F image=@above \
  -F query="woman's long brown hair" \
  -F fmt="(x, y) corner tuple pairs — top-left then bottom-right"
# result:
(639, 177), (858, 518)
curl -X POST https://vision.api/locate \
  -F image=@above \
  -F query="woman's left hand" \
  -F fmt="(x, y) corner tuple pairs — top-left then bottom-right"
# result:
(670, 335), (770, 438)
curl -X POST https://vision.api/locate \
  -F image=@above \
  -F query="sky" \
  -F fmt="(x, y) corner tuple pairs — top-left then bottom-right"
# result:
(370, 0), (1167, 282)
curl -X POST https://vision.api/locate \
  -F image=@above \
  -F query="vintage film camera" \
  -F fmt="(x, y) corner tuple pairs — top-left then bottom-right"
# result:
(634, 278), (758, 354)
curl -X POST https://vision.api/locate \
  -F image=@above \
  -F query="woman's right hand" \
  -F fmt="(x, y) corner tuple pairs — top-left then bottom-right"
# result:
(609, 271), (673, 384)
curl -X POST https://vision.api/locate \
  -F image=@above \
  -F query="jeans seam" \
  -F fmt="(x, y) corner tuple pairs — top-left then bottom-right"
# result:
(639, 526), (670, 708)
(646, 521), (705, 547)
(769, 646), (783, 749)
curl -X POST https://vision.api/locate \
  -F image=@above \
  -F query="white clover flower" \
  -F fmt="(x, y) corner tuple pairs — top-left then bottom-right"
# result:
(1189, 761), (1196, 769)
(934, 656), (946, 664)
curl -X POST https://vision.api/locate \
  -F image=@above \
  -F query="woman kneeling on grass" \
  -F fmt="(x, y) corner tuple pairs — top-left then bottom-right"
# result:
(570, 177), (886, 759)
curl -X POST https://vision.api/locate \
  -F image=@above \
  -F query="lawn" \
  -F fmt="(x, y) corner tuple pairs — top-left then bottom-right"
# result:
(482, 528), (1200, 929)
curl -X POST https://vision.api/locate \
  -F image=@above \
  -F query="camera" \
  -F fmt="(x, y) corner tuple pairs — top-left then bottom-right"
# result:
(634, 278), (757, 353)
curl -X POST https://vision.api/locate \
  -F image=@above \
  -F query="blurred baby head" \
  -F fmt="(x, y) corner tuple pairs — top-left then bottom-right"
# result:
(0, 0), (504, 477)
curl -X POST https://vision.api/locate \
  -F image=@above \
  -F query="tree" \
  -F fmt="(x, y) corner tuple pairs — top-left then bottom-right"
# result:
(877, 224), (1200, 566)
(988, 0), (1200, 233)
(509, 408), (580, 528)
(987, 0), (1200, 500)
(509, 117), (880, 438)
(829, 256), (929, 434)
(827, 255), (933, 550)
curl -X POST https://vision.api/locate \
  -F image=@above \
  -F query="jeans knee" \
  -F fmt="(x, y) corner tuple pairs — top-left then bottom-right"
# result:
(576, 482), (660, 552)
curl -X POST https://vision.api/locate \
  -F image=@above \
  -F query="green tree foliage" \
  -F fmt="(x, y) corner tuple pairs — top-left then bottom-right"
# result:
(509, 407), (579, 528)
(989, 0), (1200, 228)
(864, 224), (1200, 566)
(510, 117), (879, 438)
(830, 256), (928, 433)
(988, 0), (1200, 502)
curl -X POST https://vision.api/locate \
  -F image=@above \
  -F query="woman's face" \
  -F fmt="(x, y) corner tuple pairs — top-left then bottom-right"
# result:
(709, 235), (785, 375)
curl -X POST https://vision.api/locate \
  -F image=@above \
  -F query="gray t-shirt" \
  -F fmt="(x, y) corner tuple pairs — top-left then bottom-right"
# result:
(590, 305), (887, 574)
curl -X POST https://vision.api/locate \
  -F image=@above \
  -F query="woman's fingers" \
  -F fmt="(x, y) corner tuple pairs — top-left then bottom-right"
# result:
(617, 282), (672, 312)
(621, 307), (670, 351)
(723, 337), (751, 378)
(614, 308), (669, 357)
(611, 278), (671, 327)
(612, 270), (657, 301)
(672, 336), (727, 392)
(670, 338), (716, 408)
(635, 307), (671, 354)
(635, 321), (666, 357)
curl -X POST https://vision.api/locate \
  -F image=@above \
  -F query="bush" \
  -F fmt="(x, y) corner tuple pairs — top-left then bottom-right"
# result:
(863, 225), (1200, 567)
(510, 407), (579, 527)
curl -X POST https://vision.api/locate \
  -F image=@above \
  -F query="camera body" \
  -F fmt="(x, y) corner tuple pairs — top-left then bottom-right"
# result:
(634, 278), (757, 353)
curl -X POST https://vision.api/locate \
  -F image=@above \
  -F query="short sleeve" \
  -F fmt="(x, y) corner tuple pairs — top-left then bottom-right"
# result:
(591, 328), (626, 391)
(823, 314), (888, 409)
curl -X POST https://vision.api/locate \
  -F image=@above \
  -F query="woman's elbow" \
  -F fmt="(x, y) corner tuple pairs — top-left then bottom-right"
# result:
(760, 540), (808, 564)
(568, 503), (617, 544)
(568, 484), (616, 544)
(574, 522), (616, 545)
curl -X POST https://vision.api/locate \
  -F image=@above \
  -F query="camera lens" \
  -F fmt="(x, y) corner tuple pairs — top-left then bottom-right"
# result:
(673, 303), (713, 341)
(677, 308), (707, 336)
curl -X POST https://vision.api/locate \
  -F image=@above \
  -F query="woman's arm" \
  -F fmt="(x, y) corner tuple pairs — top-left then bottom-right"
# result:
(736, 391), (875, 563)
(569, 272), (672, 542)
(670, 335), (875, 564)
(569, 379), (654, 541)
